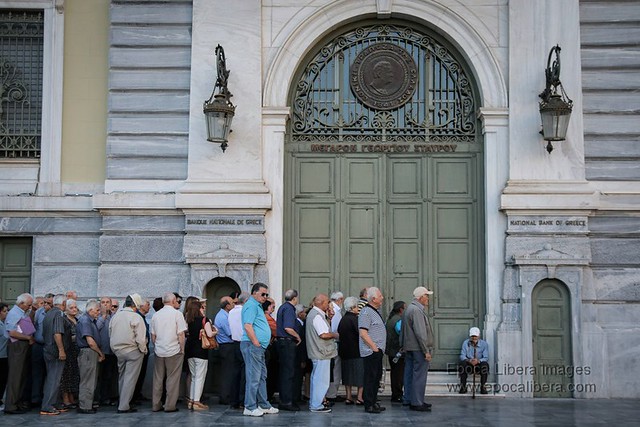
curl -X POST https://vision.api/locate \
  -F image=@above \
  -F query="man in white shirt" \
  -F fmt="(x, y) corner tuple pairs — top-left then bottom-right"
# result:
(227, 292), (249, 408)
(150, 292), (188, 413)
(306, 294), (338, 413)
(326, 291), (344, 401)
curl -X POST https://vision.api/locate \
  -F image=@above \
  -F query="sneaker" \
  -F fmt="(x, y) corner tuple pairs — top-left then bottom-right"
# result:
(260, 406), (279, 414)
(310, 406), (332, 413)
(243, 408), (264, 417)
(39, 409), (61, 416)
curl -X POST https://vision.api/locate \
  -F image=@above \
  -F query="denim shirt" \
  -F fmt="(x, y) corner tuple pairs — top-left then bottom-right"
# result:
(459, 338), (489, 363)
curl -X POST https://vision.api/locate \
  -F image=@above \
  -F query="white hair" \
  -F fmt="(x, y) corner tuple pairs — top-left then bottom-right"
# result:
(366, 287), (381, 301)
(162, 292), (176, 304)
(330, 291), (344, 301)
(16, 293), (34, 305)
(343, 296), (358, 312)
(85, 300), (100, 311)
(53, 294), (66, 306)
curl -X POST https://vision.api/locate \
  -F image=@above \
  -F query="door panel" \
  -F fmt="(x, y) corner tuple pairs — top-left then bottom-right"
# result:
(532, 280), (572, 397)
(287, 152), (483, 370)
(0, 238), (32, 303)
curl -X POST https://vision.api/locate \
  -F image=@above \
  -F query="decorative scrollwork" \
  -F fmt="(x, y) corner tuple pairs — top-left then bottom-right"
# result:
(290, 22), (477, 143)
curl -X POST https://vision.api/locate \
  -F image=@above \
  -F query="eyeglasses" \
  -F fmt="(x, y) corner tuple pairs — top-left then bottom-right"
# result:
(111, 305), (119, 309)
(177, 300), (182, 304)
(260, 293), (269, 297)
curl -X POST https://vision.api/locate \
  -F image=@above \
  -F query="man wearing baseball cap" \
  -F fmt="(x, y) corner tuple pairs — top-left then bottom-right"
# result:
(401, 286), (434, 411)
(458, 327), (489, 394)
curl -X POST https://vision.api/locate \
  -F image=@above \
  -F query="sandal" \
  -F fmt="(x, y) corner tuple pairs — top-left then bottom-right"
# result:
(355, 400), (364, 406)
(345, 399), (354, 405)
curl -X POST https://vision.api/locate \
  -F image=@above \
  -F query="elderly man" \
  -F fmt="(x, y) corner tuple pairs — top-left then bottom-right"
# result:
(241, 283), (278, 417)
(96, 296), (117, 406)
(76, 299), (104, 414)
(214, 296), (235, 406)
(401, 286), (434, 411)
(151, 292), (187, 413)
(133, 297), (151, 404)
(39, 295), (67, 415)
(228, 292), (248, 409)
(32, 293), (54, 407)
(4, 292), (35, 415)
(306, 293), (338, 413)
(458, 327), (489, 395)
(326, 291), (344, 402)
(275, 289), (301, 411)
(110, 294), (147, 413)
(359, 287), (386, 414)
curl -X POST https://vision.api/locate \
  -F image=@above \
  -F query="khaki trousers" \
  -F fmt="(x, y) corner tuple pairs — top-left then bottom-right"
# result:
(152, 352), (184, 411)
(116, 350), (144, 411)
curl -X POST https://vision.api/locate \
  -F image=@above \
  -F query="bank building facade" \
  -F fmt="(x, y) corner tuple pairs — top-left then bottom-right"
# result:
(0, 0), (638, 398)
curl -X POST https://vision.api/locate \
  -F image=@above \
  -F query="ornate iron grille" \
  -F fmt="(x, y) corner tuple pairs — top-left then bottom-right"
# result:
(291, 23), (477, 143)
(0, 10), (43, 159)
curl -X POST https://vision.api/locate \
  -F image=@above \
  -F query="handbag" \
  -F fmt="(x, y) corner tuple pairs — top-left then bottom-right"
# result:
(200, 317), (218, 350)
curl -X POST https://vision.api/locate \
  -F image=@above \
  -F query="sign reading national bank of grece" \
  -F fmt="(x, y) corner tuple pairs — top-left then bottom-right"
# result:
(508, 216), (588, 233)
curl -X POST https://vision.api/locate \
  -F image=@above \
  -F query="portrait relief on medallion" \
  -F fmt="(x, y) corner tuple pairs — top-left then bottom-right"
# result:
(350, 42), (418, 111)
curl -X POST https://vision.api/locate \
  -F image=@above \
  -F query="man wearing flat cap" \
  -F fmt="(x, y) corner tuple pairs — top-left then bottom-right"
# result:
(458, 327), (489, 394)
(109, 293), (148, 413)
(401, 286), (434, 412)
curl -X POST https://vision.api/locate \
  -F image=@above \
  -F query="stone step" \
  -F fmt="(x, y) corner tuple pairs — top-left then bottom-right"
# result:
(377, 371), (505, 398)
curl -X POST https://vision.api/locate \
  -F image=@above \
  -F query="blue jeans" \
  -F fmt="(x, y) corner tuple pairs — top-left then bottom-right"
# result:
(240, 341), (271, 411)
(403, 350), (429, 406)
(309, 359), (330, 410)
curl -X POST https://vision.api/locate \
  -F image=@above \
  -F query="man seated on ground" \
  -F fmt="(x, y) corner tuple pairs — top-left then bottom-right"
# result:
(458, 327), (489, 394)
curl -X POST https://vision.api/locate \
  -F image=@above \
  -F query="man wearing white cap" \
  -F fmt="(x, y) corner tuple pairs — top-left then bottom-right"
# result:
(458, 327), (489, 394)
(109, 294), (148, 413)
(401, 286), (434, 412)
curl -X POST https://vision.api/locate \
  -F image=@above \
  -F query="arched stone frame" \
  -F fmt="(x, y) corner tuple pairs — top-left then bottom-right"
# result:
(502, 248), (593, 398)
(261, 0), (509, 361)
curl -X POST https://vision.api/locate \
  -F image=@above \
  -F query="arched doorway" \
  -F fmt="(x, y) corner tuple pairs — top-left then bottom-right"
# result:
(204, 276), (241, 319)
(532, 279), (572, 397)
(284, 20), (485, 370)
(203, 276), (240, 394)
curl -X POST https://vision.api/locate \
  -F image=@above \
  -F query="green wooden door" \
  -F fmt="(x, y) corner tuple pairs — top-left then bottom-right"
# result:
(286, 152), (483, 370)
(532, 280), (572, 397)
(0, 238), (32, 303)
(285, 21), (484, 369)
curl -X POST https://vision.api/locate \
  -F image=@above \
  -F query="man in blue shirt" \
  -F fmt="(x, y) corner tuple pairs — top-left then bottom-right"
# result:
(240, 283), (278, 417)
(4, 292), (35, 415)
(275, 289), (301, 411)
(214, 296), (234, 405)
(77, 299), (105, 413)
(458, 327), (489, 394)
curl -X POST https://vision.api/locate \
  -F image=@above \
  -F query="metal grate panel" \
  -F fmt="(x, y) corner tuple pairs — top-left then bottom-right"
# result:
(0, 10), (43, 159)
(291, 23), (477, 143)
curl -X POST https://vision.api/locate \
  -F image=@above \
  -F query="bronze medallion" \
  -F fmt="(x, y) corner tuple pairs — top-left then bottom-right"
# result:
(350, 42), (418, 111)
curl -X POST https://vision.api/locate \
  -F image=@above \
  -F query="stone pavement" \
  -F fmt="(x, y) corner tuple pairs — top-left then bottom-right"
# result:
(1, 396), (638, 426)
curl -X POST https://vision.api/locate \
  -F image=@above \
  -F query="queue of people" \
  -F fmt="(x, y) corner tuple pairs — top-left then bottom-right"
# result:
(0, 284), (489, 417)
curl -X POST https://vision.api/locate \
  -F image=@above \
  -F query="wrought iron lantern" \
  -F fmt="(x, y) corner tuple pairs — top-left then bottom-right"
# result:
(538, 45), (573, 153)
(203, 45), (235, 152)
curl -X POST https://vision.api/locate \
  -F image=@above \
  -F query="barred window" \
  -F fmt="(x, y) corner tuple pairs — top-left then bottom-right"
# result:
(0, 10), (44, 159)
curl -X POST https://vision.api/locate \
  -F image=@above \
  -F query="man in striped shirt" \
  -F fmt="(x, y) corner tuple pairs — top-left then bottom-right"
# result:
(358, 287), (387, 414)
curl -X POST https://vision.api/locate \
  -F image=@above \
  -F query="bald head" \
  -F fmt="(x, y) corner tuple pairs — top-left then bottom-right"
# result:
(313, 293), (329, 312)
(220, 296), (235, 312)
